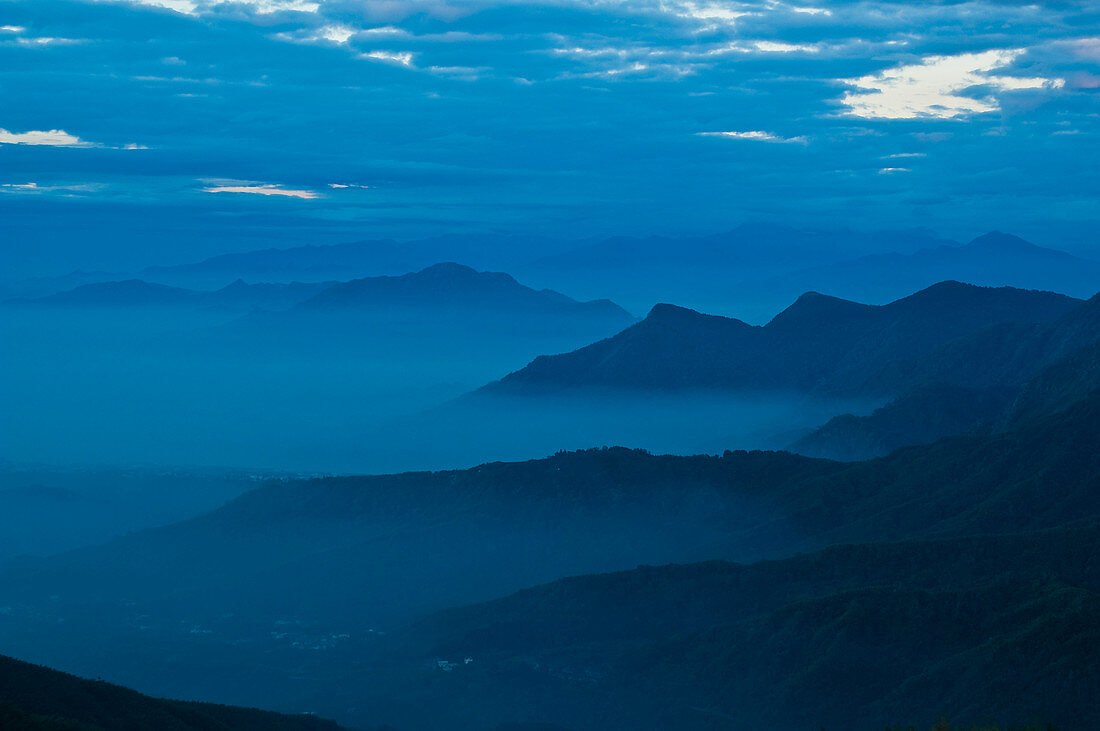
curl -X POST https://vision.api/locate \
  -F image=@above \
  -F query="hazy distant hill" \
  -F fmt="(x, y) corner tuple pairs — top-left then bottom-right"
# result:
(10, 279), (330, 313)
(0, 653), (344, 730)
(137, 234), (565, 290)
(528, 223), (951, 273)
(761, 231), (1100, 304)
(23, 279), (199, 307)
(516, 224), (958, 318)
(10, 228), (1093, 322)
(487, 282), (1080, 396)
(296, 262), (630, 322)
(227, 264), (636, 351)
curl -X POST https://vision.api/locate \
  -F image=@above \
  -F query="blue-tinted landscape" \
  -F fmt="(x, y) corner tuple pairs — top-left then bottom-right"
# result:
(1, 1), (1099, 730)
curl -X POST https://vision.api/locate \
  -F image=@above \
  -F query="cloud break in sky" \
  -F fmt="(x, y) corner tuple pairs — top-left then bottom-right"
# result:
(0, 0), (1097, 273)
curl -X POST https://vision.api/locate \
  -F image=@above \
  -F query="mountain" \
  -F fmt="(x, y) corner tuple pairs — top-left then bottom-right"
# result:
(225, 263), (636, 353)
(204, 279), (333, 311)
(868, 290), (1100, 394)
(2, 386), (1099, 726)
(518, 224), (957, 319)
(296, 263), (631, 322)
(528, 224), (949, 273)
(0, 653), (345, 730)
(790, 316), (1100, 461)
(748, 230), (1100, 306)
(487, 282), (1081, 396)
(7, 279), (330, 313)
(18, 279), (199, 307)
(788, 383), (1017, 461)
(1003, 338), (1100, 428)
(138, 234), (566, 290)
(365, 525), (1100, 730)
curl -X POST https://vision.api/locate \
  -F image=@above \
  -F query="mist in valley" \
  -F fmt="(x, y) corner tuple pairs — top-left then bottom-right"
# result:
(1, 303), (867, 477)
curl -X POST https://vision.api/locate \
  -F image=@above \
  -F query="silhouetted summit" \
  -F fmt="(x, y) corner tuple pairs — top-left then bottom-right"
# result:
(23, 279), (197, 307)
(296, 262), (633, 321)
(490, 281), (1081, 395)
(966, 230), (1055, 254)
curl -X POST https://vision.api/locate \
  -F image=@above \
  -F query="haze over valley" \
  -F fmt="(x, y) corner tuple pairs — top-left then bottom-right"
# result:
(3, 0), (1099, 728)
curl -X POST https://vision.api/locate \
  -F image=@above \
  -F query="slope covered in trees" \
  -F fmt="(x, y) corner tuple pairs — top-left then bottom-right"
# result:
(353, 526), (1100, 730)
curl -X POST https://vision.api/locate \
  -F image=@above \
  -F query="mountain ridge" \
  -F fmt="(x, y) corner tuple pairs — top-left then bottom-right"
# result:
(487, 281), (1083, 396)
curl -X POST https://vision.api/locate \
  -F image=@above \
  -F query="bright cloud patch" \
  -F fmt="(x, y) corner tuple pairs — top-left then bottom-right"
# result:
(201, 181), (320, 198)
(0, 129), (97, 147)
(838, 49), (1065, 120)
(362, 50), (415, 67)
(667, 1), (751, 24)
(697, 130), (807, 143)
(275, 24), (356, 45)
(112, 0), (318, 15)
(0, 182), (105, 194)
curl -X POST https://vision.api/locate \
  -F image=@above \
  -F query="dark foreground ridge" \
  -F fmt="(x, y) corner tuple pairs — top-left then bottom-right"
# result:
(0, 653), (345, 731)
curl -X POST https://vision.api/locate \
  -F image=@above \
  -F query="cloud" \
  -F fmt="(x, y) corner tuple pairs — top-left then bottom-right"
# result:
(697, 130), (807, 143)
(838, 49), (1065, 120)
(706, 39), (824, 55)
(3, 36), (84, 47)
(0, 182), (106, 194)
(878, 167), (910, 174)
(200, 180), (322, 198)
(0, 129), (98, 147)
(664, 1), (752, 24)
(274, 23), (357, 45)
(106, 0), (319, 15)
(361, 50), (415, 67)
(0, 128), (148, 150)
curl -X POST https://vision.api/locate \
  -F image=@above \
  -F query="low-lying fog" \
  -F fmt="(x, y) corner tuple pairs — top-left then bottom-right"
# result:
(2, 308), (869, 477)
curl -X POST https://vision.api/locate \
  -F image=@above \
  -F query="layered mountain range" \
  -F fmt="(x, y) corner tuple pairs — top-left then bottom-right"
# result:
(4, 228), (1100, 730)
(487, 281), (1085, 396)
(2, 318), (1099, 728)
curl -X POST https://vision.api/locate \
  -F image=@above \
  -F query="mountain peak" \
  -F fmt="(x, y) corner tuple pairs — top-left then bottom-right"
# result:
(967, 231), (1036, 251)
(417, 262), (479, 276)
(217, 278), (250, 291)
(766, 290), (872, 331)
(645, 302), (702, 321)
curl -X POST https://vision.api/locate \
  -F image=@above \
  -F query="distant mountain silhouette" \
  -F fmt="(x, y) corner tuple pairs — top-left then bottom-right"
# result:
(138, 234), (564, 289)
(9, 278), (330, 313)
(204, 279), (332, 311)
(0, 653), (344, 730)
(296, 262), (630, 321)
(754, 230), (1100, 304)
(21, 279), (198, 307)
(530, 223), (951, 272)
(487, 281), (1081, 395)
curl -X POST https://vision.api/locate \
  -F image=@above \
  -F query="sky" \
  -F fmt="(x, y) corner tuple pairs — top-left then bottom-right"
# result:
(1, 0), (1098, 274)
